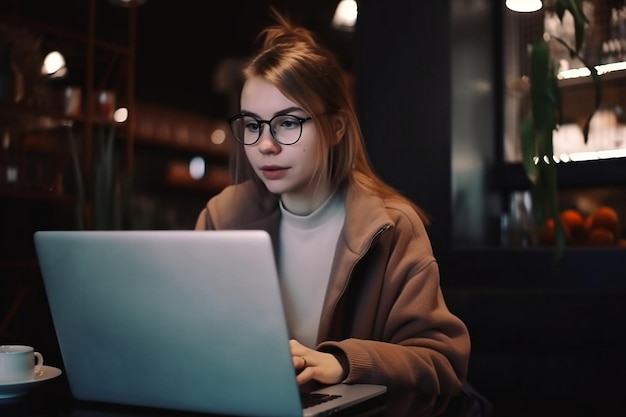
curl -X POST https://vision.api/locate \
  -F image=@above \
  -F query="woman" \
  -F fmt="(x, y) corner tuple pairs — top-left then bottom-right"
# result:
(195, 12), (470, 394)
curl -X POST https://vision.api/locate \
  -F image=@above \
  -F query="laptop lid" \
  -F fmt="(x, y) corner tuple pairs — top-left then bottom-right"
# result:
(34, 230), (385, 417)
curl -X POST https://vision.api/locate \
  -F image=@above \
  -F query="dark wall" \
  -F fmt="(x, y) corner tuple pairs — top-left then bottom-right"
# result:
(356, 0), (499, 258)
(355, 0), (452, 258)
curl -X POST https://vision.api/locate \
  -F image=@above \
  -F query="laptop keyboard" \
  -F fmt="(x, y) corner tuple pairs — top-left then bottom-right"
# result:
(300, 392), (342, 408)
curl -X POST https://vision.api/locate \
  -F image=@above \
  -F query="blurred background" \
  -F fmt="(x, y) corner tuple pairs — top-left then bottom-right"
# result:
(2, 1), (626, 415)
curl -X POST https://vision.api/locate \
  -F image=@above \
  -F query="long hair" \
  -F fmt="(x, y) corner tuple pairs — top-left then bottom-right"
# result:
(229, 11), (429, 224)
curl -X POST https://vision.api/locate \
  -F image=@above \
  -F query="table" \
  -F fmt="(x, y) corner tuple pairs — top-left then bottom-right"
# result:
(0, 373), (474, 417)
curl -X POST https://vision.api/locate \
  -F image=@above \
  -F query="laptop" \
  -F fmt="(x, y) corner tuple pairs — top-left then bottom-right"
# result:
(34, 230), (386, 417)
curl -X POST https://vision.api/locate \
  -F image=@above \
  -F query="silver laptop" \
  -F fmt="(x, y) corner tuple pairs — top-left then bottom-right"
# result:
(34, 230), (386, 417)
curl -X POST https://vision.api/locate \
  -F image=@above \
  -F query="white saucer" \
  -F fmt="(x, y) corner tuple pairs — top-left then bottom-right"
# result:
(0, 365), (63, 399)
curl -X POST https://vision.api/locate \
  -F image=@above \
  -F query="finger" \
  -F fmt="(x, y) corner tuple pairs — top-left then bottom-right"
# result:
(296, 366), (314, 385)
(292, 355), (307, 370)
(289, 339), (306, 355)
(289, 340), (312, 365)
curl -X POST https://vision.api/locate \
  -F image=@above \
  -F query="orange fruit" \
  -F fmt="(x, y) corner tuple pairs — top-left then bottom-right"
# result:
(561, 209), (583, 229)
(538, 217), (573, 245)
(587, 227), (616, 246)
(590, 206), (620, 236)
(560, 209), (585, 244)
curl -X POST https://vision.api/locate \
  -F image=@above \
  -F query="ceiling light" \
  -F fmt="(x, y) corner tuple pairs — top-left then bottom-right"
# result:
(113, 107), (128, 123)
(42, 51), (67, 78)
(506, 0), (542, 13)
(332, 0), (358, 31)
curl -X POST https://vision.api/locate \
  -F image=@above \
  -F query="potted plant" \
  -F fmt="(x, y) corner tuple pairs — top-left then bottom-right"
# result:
(520, 0), (602, 258)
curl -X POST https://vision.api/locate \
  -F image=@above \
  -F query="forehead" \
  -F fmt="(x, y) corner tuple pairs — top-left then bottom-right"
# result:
(241, 77), (300, 116)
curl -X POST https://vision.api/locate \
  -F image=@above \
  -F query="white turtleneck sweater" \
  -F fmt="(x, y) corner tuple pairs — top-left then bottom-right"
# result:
(278, 191), (346, 348)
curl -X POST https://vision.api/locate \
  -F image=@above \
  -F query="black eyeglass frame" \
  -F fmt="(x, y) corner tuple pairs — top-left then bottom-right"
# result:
(227, 114), (313, 146)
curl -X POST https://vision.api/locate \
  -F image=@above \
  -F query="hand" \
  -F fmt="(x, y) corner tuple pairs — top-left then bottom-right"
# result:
(290, 339), (345, 386)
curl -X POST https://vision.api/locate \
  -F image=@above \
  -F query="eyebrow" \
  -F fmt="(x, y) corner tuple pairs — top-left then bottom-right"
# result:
(240, 106), (305, 119)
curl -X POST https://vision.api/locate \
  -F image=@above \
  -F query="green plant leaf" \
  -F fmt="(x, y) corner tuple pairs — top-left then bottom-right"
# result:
(537, 130), (554, 166)
(521, 113), (538, 184)
(530, 41), (550, 131)
(548, 68), (562, 127)
(523, 0), (598, 263)
(555, 0), (588, 53)
(552, 211), (566, 264)
(556, 0), (566, 21)
(544, 160), (565, 259)
(570, 1), (588, 52)
(530, 180), (546, 225)
(550, 37), (602, 145)
(589, 66), (601, 110)
(582, 64), (602, 144)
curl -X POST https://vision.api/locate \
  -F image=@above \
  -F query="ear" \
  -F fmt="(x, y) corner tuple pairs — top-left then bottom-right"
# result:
(331, 112), (347, 145)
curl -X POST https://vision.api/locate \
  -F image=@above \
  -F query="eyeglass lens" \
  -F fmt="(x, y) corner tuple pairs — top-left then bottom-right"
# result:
(230, 115), (305, 145)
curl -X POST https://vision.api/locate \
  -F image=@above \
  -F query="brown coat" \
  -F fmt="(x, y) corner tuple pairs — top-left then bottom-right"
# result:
(195, 180), (470, 394)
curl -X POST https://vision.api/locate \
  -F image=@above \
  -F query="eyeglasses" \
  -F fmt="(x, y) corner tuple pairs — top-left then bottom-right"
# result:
(228, 114), (312, 145)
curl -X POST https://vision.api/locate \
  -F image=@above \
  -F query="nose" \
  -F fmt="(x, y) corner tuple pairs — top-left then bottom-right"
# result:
(257, 125), (281, 154)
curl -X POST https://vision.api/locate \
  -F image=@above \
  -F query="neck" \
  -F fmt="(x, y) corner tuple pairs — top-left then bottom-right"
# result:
(280, 183), (334, 216)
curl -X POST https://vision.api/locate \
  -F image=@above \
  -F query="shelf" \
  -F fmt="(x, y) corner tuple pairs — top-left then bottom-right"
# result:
(2, 101), (231, 160)
(163, 163), (230, 195)
(133, 133), (231, 160)
(558, 65), (626, 88)
(132, 101), (232, 160)
(1, 102), (123, 128)
(1, 0), (138, 235)
(495, 158), (626, 192)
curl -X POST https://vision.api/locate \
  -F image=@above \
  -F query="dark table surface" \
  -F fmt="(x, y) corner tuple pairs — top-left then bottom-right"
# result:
(0, 372), (478, 417)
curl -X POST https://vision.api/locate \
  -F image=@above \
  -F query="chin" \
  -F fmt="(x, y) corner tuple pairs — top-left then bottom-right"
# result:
(258, 180), (288, 195)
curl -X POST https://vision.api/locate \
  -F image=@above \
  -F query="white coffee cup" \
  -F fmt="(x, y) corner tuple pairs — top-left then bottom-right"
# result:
(0, 345), (44, 383)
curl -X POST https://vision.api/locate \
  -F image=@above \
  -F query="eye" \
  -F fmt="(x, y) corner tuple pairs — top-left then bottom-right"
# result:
(282, 119), (297, 129)
(244, 117), (260, 132)
(277, 115), (300, 130)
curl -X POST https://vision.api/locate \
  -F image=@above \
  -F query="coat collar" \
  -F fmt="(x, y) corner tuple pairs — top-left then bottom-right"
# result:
(342, 181), (395, 255)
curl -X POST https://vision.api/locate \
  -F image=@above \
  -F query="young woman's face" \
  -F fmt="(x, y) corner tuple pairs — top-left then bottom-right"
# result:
(240, 76), (331, 214)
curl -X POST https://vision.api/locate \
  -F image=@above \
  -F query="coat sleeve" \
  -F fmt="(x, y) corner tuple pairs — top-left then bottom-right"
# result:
(318, 211), (470, 394)
(194, 207), (214, 230)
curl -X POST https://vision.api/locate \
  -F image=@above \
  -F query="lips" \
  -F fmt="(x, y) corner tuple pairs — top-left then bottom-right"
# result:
(260, 165), (289, 180)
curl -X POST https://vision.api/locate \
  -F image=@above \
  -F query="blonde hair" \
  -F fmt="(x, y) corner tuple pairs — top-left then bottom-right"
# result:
(230, 11), (429, 224)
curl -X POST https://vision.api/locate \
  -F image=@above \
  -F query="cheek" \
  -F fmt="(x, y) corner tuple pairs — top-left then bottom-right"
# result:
(243, 147), (255, 161)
